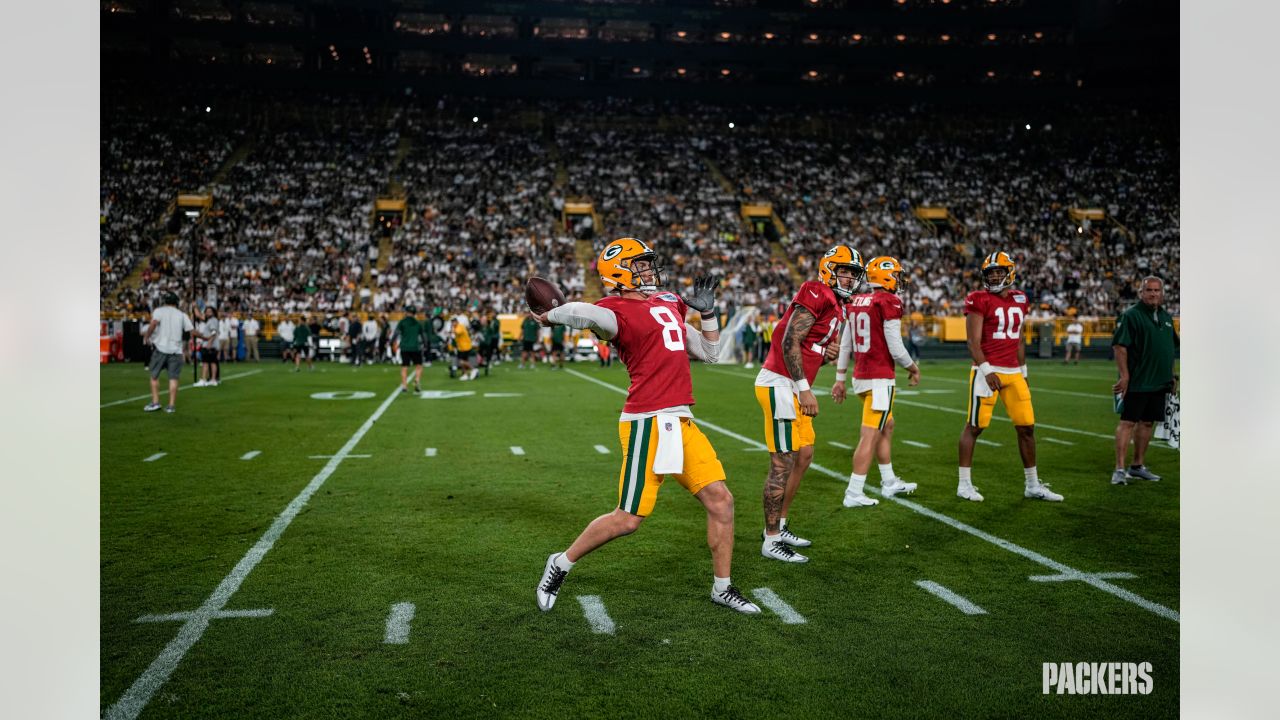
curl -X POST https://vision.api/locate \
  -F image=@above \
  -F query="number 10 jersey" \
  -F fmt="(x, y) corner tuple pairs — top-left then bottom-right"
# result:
(962, 288), (1030, 369)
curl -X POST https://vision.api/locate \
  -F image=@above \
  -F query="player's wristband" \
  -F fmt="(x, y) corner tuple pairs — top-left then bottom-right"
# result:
(834, 371), (847, 383)
(795, 379), (811, 393)
(700, 314), (719, 331)
(1020, 364), (1028, 378)
(979, 362), (995, 376)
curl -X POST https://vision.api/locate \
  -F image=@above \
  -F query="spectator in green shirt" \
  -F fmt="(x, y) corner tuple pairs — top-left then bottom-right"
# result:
(550, 324), (567, 369)
(292, 314), (314, 373)
(520, 316), (541, 369)
(395, 306), (427, 393)
(1111, 276), (1179, 485)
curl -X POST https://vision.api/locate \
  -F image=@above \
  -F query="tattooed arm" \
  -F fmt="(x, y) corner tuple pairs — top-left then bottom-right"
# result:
(783, 306), (819, 417)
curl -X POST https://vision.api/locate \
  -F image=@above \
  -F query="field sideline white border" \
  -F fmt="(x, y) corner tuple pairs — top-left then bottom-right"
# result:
(0, 2), (1275, 716)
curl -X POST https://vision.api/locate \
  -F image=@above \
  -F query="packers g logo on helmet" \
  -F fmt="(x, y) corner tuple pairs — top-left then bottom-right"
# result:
(866, 256), (904, 293)
(597, 237), (662, 293)
(980, 251), (1017, 293)
(817, 244), (865, 300)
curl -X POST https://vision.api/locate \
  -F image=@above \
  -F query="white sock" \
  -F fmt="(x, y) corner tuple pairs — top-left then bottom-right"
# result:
(1024, 466), (1039, 488)
(959, 467), (972, 485)
(763, 532), (781, 542)
(553, 552), (575, 572)
(780, 517), (789, 531)
(879, 463), (896, 481)
(847, 472), (867, 495)
(713, 576), (731, 593)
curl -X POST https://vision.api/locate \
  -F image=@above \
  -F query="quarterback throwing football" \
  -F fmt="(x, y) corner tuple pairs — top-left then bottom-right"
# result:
(533, 237), (761, 615)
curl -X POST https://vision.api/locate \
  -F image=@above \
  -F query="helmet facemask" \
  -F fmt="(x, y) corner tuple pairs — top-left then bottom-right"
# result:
(831, 264), (865, 300)
(982, 265), (1014, 293)
(624, 253), (663, 294)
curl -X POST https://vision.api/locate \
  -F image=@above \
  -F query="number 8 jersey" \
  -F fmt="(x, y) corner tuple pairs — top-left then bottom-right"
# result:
(597, 292), (696, 414)
(962, 287), (1030, 369)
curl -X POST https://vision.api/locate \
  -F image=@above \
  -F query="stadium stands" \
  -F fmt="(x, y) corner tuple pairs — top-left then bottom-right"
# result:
(101, 94), (1177, 325)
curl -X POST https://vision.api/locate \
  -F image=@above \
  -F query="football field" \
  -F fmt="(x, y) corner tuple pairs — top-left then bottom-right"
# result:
(101, 357), (1179, 719)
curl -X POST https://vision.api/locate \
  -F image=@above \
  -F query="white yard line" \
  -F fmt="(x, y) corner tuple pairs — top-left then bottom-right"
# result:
(594, 445), (610, 454)
(105, 386), (404, 720)
(565, 369), (1179, 623)
(135, 608), (273, 623)
(510, 446), (526, 456)
(1030, 571), (1137, 583)
(384, 602), (416, 644)
(308, 454), (371, 459)
(143, 453), (166, 463)
(976, 439), (1002, 447)
(902, 440), (932, 448)
(576, 595), (617, 635)
(100, 369), (263, 408)
(1043, 438), (1075, 446)
(240, 451), (261, 461)
(751, 588), (807, 624)
(828, 441), (852, 450)
(915, 580), (988, 615)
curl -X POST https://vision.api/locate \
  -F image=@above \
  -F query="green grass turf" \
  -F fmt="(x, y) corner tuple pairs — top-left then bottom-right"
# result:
(101, 357), (1178, 719)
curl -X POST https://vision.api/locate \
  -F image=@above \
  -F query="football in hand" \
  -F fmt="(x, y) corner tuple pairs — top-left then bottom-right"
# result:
(525, 276), (566, 314)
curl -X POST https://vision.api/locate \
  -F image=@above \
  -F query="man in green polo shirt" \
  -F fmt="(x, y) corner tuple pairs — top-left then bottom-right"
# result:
(395, 305), (427, 393)
(520, 315), (541, 369)
(1111, 276), (1179, 485)
(292, 314), (314, 373)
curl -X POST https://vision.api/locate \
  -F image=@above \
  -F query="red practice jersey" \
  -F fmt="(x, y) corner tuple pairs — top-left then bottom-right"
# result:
(598, 292), (696, 413)
(847, 290), (903, 380)
(962, 288), (1030, 367)
(763, 280), (847, 384)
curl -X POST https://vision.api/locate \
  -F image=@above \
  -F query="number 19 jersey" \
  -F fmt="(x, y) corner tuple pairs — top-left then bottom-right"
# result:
(848, 290), (903, 380)
(597, 292), (695, 414)
(962, 288), (1029, 368)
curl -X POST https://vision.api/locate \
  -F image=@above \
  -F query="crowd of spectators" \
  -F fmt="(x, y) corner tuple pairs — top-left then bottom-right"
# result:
(102, 93), (1177, 323)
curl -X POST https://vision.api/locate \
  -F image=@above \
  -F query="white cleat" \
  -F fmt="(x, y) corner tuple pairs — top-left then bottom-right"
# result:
(1025, 482), (1064, 502)
(761, 538), (809, 563)
(193, 380), (207, 387)
(842, 491), (879, 508)
(881, 477), (917, 498)
(711, 585), (762, 614)
(776, 524), (811, 548)
(1110, 469), (1131, 485)
(957, 483), (985, 502)
(536, 553), (569, 612)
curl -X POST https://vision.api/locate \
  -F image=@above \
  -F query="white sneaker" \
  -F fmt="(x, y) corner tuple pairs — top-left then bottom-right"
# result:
(711, 585), (762, 614)
(881, 477), (917, 498)
(761, 538), (809, 563)
(1110, 469), (1130, 485)
(1025, 482), (1064, 502)
(193, 380), (207, 387)
(842, 491), (879, 508)
(957, 483), (985, 502)
(209, 380), (219, 387)
(468, 369), (480, 380)
(536, 553), (569, 612)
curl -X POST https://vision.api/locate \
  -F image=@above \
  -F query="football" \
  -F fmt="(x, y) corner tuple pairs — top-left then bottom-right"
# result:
(525, 276), (566, 314)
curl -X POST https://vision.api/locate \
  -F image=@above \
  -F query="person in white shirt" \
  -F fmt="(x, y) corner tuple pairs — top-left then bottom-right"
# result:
(217, 313), (235, 362)
(361, 315), (380, 365)
(143, 292), (207, 413)
(243, 314), (261, 362)
(277, 318), (296, 363)
(1064, 319), (1085, 365)
(198, 307), (222, 386)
